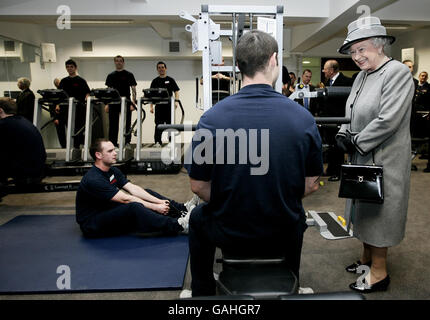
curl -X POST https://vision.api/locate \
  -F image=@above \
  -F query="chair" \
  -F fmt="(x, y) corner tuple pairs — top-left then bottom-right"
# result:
(216, 248), (298, 299)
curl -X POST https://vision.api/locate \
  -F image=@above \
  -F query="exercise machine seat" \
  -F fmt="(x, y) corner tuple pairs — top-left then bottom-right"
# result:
(216, 249), (298, 299)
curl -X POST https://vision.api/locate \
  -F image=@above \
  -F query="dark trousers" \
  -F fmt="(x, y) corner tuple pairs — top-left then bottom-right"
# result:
(427, 123), (430, 169)
(188, 204), (306, 297)
(55, 104), (85, 148)
(108, 102), (132, 147)
(154, 105), (171, 144)
(80, 189), (185, 238)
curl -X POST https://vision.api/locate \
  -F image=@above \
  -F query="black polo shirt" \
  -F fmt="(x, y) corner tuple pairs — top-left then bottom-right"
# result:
(59, 75), (90, 103)
(105, 70), (137, 99)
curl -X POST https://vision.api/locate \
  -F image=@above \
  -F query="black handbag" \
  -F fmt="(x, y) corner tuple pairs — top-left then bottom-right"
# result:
(338, 152), (384, 204)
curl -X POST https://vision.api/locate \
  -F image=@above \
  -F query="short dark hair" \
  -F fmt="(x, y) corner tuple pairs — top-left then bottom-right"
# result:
(90, 138), (110, 160)
(236, 30), (278, 78)
(0, 97), (17, 115)
(157, 61), (167, 69)
(114, 55), (124, 62)
(302, 69), (312, 75)
(65, 59), (77, 67)
(289, 72), (296, 77)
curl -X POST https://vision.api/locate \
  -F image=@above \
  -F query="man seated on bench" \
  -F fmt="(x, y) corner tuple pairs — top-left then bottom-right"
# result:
(185, 30), (323, 297)
(0, 98), (46, 197)
(75, 138), (198, 238)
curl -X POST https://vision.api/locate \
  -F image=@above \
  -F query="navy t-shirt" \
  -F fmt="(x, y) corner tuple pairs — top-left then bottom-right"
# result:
(186, 84), (323, 241)
(105, 70), (137, 99)
(76, 165), (129, 224)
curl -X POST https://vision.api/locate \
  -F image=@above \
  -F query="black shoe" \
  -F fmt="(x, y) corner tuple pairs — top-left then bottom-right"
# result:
(349, 275), (390, 293)
(328, 175), (340, 181)
(345, 260), (372, 273)
(424, 167), (430, 173)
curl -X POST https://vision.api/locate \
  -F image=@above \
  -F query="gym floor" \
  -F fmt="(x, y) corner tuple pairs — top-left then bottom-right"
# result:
(0, 159), (429, 300)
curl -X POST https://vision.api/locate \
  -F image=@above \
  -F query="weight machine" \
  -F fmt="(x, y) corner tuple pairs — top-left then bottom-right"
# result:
(180, 4), (284, 111)
(175, 5), (361, 299)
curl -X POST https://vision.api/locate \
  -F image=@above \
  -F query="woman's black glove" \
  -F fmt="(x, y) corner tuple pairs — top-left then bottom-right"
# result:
(336, 131), (357, 154)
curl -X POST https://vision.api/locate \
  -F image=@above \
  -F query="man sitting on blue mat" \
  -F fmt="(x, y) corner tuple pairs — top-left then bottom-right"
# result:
(75, 138), (198, 238)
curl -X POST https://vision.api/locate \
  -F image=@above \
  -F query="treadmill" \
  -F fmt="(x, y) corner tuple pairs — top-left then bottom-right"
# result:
(89, 88), (134, 162)
(34, 89), (81, 168)
(129, 88), (184, 174)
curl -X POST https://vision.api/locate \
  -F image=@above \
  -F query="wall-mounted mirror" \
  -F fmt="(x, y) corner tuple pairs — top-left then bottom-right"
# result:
(0, 35), (36, 97)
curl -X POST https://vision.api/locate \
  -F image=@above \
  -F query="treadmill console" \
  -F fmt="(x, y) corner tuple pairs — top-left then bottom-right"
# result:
(91, 88), (122, 104)
(37, 89), (69, 103)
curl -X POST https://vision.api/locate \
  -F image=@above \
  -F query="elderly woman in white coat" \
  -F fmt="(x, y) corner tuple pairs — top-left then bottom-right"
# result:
(336, 17), (414, 293)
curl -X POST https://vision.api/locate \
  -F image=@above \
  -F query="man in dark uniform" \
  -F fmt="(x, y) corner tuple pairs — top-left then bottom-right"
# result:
(413, 71), (430, 111)
(281, 65), (293, 97)
(75, 138), (196, 238)
(16, 77), (35, 122)
(105, 55), (137, 147)
(413, 71), (430, 171)
(0, 98), (46, 189)
(320, 59), (353, 181)
(200, 58), (231, 105)
(403, 60), (419, 88)
(211, 58), (231, 104)
(185, 30), (323, 297)
(150, 61), (180, 146)
(57, 59), (91, 148)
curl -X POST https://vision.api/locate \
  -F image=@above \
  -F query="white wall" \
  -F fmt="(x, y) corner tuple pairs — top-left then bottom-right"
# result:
(1, 24), (209, 147)
(392, 27), (430, 78)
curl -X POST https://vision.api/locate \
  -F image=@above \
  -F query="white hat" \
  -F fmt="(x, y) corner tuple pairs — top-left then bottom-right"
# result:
(338, 16), (395, 54)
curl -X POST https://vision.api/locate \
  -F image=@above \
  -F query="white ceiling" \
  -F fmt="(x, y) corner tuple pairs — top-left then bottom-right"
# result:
(0, 0), (429, 54)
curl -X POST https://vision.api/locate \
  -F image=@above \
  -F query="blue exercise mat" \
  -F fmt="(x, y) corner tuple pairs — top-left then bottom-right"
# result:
(0, 215), (189, 294)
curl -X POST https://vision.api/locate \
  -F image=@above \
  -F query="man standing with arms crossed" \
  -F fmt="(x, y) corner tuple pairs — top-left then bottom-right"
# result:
(58, 59), (91, 148)
(105, 55), (137, 147)
(150, 61), (180, 147)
